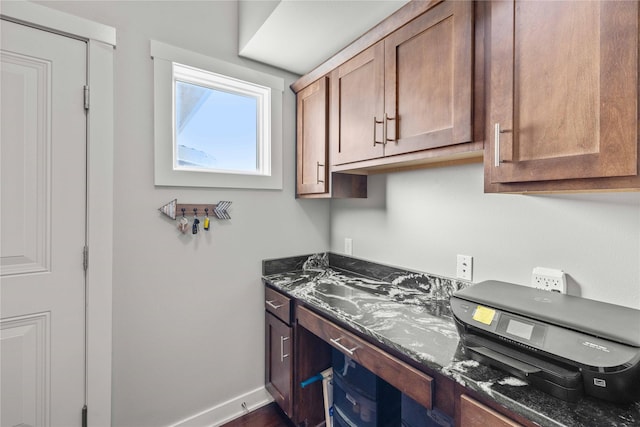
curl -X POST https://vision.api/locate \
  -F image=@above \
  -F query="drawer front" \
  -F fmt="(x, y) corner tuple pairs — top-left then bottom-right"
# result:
(333, 409), (351, 427)
(297, 305), (433, 409)
(459, 395), (523, 427)
(265, 287), (291, 325)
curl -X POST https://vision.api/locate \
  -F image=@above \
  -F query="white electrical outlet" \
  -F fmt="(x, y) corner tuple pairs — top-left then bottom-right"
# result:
(344, 238), (353, 255)
(531, 267), (567, 293)
(456, 255), (473, 281)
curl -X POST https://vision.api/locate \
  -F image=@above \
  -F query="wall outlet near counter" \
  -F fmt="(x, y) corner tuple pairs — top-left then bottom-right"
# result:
(532, 267), (567, 293)
(344, 238), (353, 255)
(456, 254), (473, 281)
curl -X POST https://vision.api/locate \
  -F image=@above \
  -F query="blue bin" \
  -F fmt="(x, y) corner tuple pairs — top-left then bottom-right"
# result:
(401, 394), (453, 427)
(332, 349), (378, 399)
(333, 372), (400, 427)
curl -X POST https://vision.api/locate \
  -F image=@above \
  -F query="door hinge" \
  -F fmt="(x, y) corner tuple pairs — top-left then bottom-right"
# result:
(83, 85), (90, 110)
(82, 405), (87, 427)
(83, 246), (89, 271)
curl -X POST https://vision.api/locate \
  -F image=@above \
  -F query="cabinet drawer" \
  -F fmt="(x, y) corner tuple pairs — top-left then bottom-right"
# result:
(297, 305), (433, 409)
(265, 287), (291, 325)
(459, 394), (523, 427)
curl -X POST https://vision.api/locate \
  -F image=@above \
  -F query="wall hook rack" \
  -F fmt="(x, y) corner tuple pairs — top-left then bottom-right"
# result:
(158, 199), (232, 221)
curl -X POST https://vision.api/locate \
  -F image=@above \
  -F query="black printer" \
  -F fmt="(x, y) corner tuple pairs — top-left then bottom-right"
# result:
(450, 281), (640, 403)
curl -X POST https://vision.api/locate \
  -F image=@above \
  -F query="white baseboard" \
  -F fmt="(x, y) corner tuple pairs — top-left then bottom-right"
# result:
(168, 386), (274, 427)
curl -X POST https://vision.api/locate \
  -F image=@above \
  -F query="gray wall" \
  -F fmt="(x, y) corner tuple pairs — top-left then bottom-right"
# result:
(36, 1), (329, 426)
(31, 1), (640, 425)
(331, 162), (640, 309)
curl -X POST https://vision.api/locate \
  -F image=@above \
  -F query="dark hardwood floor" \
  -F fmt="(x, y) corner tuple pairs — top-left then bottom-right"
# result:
(221, 403), (295, 427)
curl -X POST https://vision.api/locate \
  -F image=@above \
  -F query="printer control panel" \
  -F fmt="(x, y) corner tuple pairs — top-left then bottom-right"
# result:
(450, 298), (547, 349)
(497, 313), (546, 348)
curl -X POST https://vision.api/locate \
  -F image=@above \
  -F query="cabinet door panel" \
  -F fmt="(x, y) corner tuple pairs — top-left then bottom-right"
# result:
(489, 0), (638, 184)
(297, 78), (329, 195)
(384, 1), (473, 156)
(265, 312), (292, 417)
(331, 42), (385, 165)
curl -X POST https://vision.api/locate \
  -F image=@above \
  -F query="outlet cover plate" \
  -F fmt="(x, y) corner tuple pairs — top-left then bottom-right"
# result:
(456, 255), (473, 281)
(344, 238), (353, 255)
(532, 267), (567, 293)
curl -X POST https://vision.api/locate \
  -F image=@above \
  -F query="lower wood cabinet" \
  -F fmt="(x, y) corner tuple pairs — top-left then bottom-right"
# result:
(297, 305), (435, 411)
(265, 311), (293, 417)
(265, 287), (330, 426)
(264, 286), (535, 427)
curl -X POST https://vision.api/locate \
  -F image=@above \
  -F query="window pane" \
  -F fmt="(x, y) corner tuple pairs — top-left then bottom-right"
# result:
(175, 80), (258, 172)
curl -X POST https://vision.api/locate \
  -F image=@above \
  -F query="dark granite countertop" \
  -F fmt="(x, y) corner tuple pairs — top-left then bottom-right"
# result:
(262, 253), (640, 427)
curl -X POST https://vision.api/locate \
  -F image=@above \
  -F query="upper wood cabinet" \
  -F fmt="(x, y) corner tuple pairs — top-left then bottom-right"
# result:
(485, 1), (639, 192)
(296, 76), (368, 199)
(330, 42), (385, 166)
(383, 0), (473, 157)
(296, 77), (329, 196)
(331, 0), (476, 169)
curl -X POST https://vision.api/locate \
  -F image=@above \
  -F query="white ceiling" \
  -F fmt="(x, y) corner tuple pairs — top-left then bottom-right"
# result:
(238, 0), (409, 76)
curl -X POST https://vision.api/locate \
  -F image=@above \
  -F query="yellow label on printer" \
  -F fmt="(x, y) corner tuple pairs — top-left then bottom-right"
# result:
(473, 305), (496, 325)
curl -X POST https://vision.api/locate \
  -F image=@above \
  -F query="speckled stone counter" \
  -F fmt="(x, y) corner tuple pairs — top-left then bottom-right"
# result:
(262, 253), (640, 427)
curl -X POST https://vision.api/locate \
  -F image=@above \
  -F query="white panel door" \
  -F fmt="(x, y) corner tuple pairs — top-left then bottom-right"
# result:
(1, 19), (87, 427)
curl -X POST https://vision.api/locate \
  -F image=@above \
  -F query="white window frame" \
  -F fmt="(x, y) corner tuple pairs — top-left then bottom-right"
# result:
(172, 63), (271, 176)
(151, 40), (284, 189)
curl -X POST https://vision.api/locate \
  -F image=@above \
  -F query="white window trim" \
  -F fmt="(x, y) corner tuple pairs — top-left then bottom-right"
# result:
(151, 40), (284, 189)
(173, 63), (271, 176)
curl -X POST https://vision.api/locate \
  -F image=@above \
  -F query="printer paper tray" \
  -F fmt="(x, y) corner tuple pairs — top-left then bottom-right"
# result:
(465, 333), (583, 401)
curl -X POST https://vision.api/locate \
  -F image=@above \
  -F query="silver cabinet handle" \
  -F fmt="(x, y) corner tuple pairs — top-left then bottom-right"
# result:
(316, 161), (324, 184)
(266, 300), (284, 310)
(330, 337), (359, 356)
(385, 113), (396, 143)
(494, 123), (511, 167)
(280, 336), (290, 362)
(373, 116), (385, 146)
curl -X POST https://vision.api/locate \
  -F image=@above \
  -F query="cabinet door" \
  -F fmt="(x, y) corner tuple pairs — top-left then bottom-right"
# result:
(383, 0), (473, 157)
(488, 1), (638, 184)
(265, 312), (293, 417)
(297, 77), (329, 196)
(331, 41), (385, 165)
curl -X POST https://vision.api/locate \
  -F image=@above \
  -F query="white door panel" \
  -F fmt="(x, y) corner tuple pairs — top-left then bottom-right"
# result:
(1, 19), (87, 427)
(1, 50), (50, 276)
(1, 313), (49, 427)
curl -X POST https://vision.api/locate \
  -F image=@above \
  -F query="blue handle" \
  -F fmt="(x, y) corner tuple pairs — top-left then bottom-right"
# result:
(300, 374), (323, 388)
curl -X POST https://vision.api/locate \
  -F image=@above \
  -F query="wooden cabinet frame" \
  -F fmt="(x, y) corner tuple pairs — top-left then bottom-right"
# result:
(265, 312), (293, 417)
(383, 0), (473, 157)
(293, 0), (484, 183)
(484, 0), (640, 193)
(265, 285), (544, 427)
(296, 78), (329, 196)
